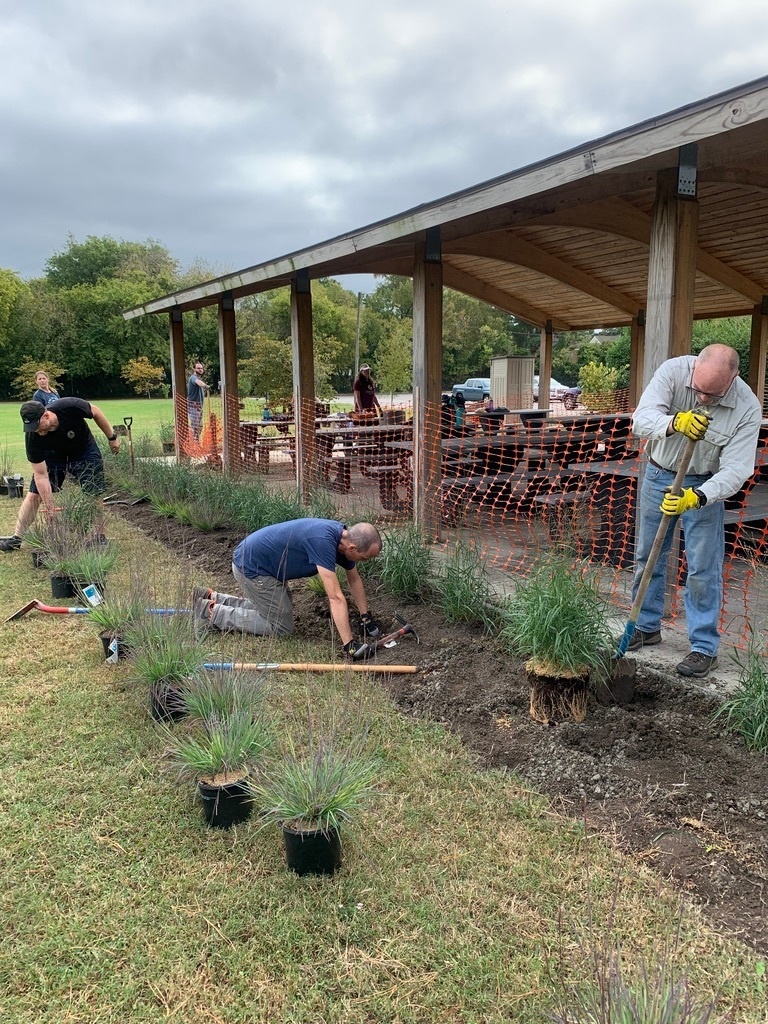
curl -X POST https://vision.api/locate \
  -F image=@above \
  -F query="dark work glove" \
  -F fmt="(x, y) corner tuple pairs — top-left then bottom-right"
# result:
(358, 612), (381, 640)
(343, 639), (373, 661)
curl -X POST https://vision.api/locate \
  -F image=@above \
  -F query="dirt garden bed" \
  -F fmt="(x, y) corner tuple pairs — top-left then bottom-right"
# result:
(115, 501), (768, 954)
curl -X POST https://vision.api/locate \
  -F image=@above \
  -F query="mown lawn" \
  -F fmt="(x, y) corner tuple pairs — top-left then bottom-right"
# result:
(0, 501), (764, 1023)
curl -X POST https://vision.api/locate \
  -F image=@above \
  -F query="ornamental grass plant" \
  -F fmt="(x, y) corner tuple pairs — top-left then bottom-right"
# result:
(500, 555), (612, 678)
(161, 710), (274, 786)
(87, 591), (147, 635)
(377, 524), (436, 603)
(712, 637), (768, 752)
(126, 611), (207, 689)
(438, 541), (499, 631)
(178, 668), (269, 722)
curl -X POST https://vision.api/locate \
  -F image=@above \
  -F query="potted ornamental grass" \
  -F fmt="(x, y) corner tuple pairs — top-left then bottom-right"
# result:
(126, 614), (207, 722)
(162, 711), (274, 829)
(178, 668), (270, 722)
(249, 726), (381, 876)
(45, 546), (118, 601)
(500, 555), (612, 725)
(159, 421), (176, 455)
(87, 592), (147, 661)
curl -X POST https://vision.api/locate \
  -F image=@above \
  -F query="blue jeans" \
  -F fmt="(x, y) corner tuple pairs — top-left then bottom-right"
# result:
(632, 464), (724, 656)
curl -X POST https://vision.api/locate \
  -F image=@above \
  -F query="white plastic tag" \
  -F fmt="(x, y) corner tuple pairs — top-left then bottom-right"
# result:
(82, 583), (103, 607)
(107, 637), (119, 664)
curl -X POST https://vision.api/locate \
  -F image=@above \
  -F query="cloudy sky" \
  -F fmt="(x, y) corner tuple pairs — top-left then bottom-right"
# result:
(2, 0), (767, 288)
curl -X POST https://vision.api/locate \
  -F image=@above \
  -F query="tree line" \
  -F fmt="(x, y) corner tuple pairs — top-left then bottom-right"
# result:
(0, 234), (753, 403)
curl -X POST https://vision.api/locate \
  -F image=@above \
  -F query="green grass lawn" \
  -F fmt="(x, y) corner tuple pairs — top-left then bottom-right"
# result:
(0, 500), (764, 1023)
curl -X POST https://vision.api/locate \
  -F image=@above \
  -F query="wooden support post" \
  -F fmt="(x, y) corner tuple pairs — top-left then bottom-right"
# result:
(644, 164), (699, 387)
(747, 297), (768, 410)
(169, 310), (188, 459)
(290, 271), (317, 497)
(628, 310), (645, 409)
(412, 230), (443, 540)
(218, 292), (240, 473)
(538, 320), (553, 411)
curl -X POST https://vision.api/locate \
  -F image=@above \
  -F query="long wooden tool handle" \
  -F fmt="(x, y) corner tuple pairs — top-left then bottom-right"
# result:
(627, 435), (698, 625)
(205, 661), (418, 674)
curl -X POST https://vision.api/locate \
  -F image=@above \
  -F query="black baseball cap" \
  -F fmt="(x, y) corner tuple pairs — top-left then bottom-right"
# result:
(20, 400), (45, 432)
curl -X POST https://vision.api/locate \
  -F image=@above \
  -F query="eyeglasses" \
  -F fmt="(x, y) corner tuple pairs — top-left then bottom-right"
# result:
(690, 370), (736, 400)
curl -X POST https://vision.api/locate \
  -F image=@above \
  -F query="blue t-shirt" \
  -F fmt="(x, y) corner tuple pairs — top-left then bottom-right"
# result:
(33, 388), (60, 406)
(233, 518), (353, 581)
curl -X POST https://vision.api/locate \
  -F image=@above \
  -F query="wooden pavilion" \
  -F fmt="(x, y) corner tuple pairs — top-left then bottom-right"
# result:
(124, 75), (768, 536)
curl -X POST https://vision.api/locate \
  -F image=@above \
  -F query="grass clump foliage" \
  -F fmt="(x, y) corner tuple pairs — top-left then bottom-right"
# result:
(712, 636), (768, 752)
(438, 541), (499, 631)
(250, 736), (381, 834)
(49, 546), (118, 585)
(550, 944), (731, 1024)
(87, 591), (147, 634)
(162, 711), (274, 786)
(126, 611), (206, 687)
(377, 524), (435, 603)
(501, 555), (612, 677)
(178, 668), (269, 721)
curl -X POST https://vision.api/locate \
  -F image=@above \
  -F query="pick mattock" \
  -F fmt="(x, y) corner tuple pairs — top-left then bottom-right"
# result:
(353, 612), (419, 661)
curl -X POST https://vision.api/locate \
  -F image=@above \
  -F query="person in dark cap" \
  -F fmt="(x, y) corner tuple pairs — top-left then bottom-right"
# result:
(0, 398), (120, 551)
(353, 364), (382, 422)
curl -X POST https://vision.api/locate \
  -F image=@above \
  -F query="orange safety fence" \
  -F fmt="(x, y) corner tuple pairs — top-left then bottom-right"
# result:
(168, 388), (768, 649)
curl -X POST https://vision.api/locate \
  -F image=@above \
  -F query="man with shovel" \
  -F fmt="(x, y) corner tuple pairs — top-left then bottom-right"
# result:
(629, 344), (761, 677)
(193, 518), (382, 659)
(0, 398), (120, 551)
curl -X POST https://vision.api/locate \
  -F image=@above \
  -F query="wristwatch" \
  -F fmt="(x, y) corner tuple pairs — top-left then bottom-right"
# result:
(107, 433), (118, 442)
(692, 487), (708, 507)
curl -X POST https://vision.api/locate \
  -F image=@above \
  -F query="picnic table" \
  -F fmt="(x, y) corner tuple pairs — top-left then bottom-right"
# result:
(315, 423), (413, 505)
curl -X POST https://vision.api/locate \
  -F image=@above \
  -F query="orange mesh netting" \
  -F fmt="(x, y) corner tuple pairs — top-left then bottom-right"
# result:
(171, 387), (768, 650)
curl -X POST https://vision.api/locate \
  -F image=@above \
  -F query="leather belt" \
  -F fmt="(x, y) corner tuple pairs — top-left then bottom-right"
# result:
(648, 456), (673, 472)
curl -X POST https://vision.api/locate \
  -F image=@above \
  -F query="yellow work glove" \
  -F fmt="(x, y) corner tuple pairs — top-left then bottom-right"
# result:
(660, 487), (701, 517)
(672, 409), (710, 441)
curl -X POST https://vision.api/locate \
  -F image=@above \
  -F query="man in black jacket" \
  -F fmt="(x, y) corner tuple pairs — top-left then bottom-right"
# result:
(0, 398), (120, 551)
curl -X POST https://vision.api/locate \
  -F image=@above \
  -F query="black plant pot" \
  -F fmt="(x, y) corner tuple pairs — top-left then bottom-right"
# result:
(281, 823), (342, 876)
(99, 631), (126, 663)
(150, 681), (187, 723)
(51, 574), (78, 600)
(198, 779), (252, 829)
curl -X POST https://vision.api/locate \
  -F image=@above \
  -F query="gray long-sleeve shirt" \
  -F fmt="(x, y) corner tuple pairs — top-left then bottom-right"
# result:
(632, 354), (762, 504)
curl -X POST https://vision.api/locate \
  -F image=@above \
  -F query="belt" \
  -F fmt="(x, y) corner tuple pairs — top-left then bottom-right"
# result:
(648, 456), (673, 472)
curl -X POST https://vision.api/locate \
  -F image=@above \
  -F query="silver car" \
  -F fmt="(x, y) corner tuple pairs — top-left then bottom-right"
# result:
(451, 378), (491, 402)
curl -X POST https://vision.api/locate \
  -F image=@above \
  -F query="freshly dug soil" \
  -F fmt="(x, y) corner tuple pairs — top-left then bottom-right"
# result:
(115, 501), (768, 953)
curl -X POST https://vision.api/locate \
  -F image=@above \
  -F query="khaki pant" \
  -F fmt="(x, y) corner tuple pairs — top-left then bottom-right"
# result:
(208, 564), (294, 635)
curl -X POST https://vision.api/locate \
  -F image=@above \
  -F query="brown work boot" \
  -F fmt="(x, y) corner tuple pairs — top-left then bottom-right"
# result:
(676, 652), (718, 678)
(626, 628), (661, 652)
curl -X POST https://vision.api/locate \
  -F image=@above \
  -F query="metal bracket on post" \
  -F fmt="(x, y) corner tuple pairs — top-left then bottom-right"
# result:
(295, 268), (311, 294)
(171, 308), (182, 324)
(220, 291), (234, 312)
(761, 295), (768, 316)
(425, 227), (441, 263)
(637, 308), (646, 328)
(677, 143), (698, 198)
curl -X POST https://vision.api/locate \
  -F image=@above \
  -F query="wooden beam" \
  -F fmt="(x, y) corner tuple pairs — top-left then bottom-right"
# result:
(412, 236), (443, 541)
(748, 298), (768, 408)
(447, 232), (640, 315)
(217, 293), (240, 472)
(531, 197), (765, 303)
(290, 272), (317, 497)
(442, 265), (571, 330)
(169, 310), (188, 459)
(644, 169), (699, 385)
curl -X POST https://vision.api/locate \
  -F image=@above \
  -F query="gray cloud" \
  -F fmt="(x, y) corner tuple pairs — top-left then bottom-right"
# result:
(2, 0), (767, 280)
